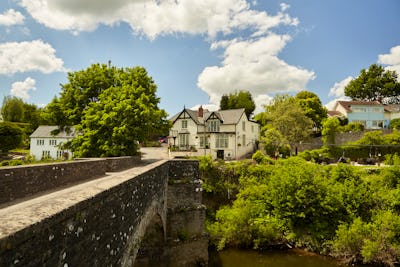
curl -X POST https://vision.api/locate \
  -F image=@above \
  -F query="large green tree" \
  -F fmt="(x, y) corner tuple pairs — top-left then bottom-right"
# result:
(255, 94), (313, 148)
(64, 65), (169, 157)
(344, 64), (400, 103)
(220, 90), (256, 118)
(1, 96), (24, 122)
(0, 122), (23, 152)
(295, 91), (327, 130)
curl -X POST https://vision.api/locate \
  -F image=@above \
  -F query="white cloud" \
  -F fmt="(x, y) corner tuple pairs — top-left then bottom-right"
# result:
(378, 45), (400, 77)
(0, 9), (25, 26)
(0, 40), (66, 74)
(197, 35), (315, 105)
(378, 45), (400, 65)
(328, 76), (353, 98)
(19, 0), (298, 39)
(11, 77), (36, 100)
(253, 94), (273, 115)
(190, 104), (219, 112)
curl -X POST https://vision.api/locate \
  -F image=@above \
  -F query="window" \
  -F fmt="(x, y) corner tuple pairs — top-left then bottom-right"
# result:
(242, 121), (246, 131)
(207, 120), (220, 132)
(216, 134), (229, 148)
(179, 133), (189, 147)
(199, 136), (208, 148)
(42, 151), (50, 158)
(57, 150), (63, 158)
(181, 120), (188, 129)
(352, 107), (366, 112)
(372, 120), (384, 128)
(251, 125), (254, 133)
(49, 139), (57, 146)
(242, 134), (246, 147)
(37, 139), (44, 146)
(370, 107), (382, 112)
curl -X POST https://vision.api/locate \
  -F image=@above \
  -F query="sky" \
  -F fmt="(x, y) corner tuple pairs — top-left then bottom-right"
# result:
(0, 0), (400, 118)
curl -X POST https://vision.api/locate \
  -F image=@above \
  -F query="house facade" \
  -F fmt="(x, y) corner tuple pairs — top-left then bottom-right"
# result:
(169, 107), (259, 160)
(30, 126), (76, 160)
(331, 101), (389, 129)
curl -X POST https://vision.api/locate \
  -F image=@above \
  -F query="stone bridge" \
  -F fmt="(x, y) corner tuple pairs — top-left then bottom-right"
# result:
(0, 157), (208, 267)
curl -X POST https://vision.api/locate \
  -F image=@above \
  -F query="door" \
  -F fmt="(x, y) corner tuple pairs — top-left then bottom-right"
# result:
(217, 150), (224, 160)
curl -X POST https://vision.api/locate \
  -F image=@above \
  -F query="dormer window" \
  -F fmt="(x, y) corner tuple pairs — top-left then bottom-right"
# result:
(207, 120), (220, 132)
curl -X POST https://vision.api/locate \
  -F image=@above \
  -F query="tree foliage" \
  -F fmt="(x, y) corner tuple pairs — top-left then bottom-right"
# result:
(1, 96), (41, 132)
(1, 96), (25, 122)
(321, 117), (341, 145)
(344, 64), (400, 103)
(219, 90), (256, 118)
(0, 122), (23, 152)
(255, 95), (313, 150)
(206, 156), (400, 265)
(295, 91), (327, 129)
(63, 65), (169, 157)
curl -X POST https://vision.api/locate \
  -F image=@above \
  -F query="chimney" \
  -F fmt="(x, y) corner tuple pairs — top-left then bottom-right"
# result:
(198, 105), (203, 118)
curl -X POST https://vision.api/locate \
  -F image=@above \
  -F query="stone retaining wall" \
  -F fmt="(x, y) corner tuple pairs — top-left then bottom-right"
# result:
(0, 156), (141, 206)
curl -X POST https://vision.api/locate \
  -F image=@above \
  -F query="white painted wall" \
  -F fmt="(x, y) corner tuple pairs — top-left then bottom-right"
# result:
(30, 137), (73, 160)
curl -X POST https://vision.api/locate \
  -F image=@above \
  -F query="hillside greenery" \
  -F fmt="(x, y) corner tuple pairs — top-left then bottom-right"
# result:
(201, 154), (400, 266)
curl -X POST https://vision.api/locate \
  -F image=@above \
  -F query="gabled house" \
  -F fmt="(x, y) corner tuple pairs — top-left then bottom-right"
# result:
(30, 126), (76, 160)
(330, 101), (389, 129)
(169, 106), (259, 160)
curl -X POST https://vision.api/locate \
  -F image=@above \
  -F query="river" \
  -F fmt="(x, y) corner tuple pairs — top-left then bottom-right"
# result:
(209, 248), (374, 267)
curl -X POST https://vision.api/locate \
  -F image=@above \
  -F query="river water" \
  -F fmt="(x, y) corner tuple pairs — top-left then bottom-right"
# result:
(209, 248), (373, 267)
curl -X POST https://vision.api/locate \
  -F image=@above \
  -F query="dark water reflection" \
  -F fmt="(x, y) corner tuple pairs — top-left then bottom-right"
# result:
(209, 248), (373, 267)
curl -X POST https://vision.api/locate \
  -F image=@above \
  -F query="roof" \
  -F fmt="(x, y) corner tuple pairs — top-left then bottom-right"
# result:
(327, 110), (344, 117)
(170, 108), (205, 124)
(170, 108), (247, 125)
(207, 108), (246, 124)
(30, 126), (77, 138)
(384, 104), (400, 113)
(336, 100), (382, 112)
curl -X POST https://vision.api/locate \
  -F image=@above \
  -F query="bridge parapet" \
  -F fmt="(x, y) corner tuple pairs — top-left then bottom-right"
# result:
(0, 159), (207, 267)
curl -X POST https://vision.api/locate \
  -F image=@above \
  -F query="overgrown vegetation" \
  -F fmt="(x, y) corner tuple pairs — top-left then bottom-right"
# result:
(201, 154), (400, 266)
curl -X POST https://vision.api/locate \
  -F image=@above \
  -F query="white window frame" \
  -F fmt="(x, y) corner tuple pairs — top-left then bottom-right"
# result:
(181, 120), (188, 129)
(179, 133), (189, 147)
(215, 134), (229, 148)
(208, 120), (220, 132)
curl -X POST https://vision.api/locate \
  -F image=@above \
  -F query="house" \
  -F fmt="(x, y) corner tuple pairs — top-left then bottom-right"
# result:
(169, 106), (260, 160)
(30, 126), (76, 160)
(330, 101), (389, 129)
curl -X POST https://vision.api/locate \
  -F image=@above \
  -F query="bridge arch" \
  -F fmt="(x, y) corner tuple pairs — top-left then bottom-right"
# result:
(121, 198), (167, 267)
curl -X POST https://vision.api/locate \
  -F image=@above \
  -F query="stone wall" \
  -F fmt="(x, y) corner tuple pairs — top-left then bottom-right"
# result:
(0, 159), (106, 205)
(0, 161), (169, 267)
(0, 160), (208, 267)
(135, 160), (208, 267)
(0, 156), (141, 206)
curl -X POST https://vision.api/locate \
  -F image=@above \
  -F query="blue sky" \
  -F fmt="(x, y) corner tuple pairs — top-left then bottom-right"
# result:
(0, 0), (399, 117)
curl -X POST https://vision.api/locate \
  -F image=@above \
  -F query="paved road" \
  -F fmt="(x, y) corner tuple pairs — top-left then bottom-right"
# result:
(140, 146), (169, 161)
(140, 146), (202, 161)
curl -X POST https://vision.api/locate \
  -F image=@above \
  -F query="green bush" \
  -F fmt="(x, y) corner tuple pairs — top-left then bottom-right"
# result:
(206, 157), (400, 265)
(251, 150), (274, 164)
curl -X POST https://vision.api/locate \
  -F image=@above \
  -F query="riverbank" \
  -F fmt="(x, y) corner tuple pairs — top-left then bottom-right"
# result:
(201, 156), (400, 266)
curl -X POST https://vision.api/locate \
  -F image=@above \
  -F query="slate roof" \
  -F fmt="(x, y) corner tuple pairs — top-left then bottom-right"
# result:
(170, 108), (246, 125)
(30, 126), (77, 138)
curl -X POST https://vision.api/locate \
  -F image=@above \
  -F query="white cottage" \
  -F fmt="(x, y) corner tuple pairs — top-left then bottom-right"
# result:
(169, 107), (260, 160)
(30, 126), (76, 160)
